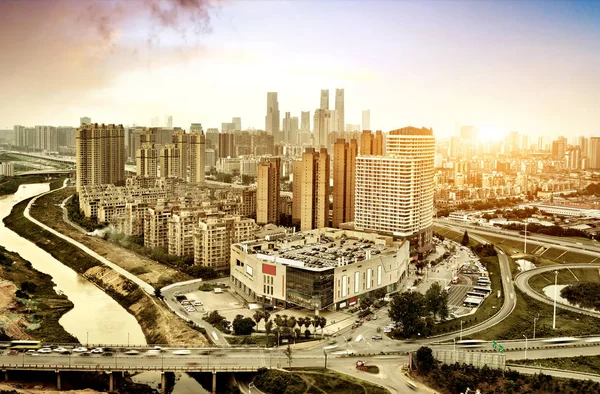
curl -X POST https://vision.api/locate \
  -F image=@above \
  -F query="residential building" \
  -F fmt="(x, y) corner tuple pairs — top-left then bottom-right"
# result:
(320, 89), (329, 110)
(76, 123), (126, 192)
(230, 227), (410, 310)
(360, 130), (383, 155)
(168, 210), (200, 257)
(0, 162), (14, 177)
(160, 144), (181, 178)
(297, 148), (330, 231)
(257, 158), (281, 225)
(334, 88), (344, 133)
(265, 92), (280, 141)
(172, 130), (188, 180)
(136, 142), (158, 178)
(313, 109), (331, 149)
(333, 139), (358, 228)
(189, 129), (206, 185)
(144, 204), (172, 249)
(218, 133), (235, 158)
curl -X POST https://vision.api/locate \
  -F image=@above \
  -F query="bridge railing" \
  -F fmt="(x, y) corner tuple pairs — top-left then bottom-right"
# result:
(0, 364), (260, 372)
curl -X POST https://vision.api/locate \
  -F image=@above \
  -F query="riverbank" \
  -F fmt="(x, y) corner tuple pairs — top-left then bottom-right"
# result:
(0, 246), (77, 343)
(0, 175), (61, 197)
(3, 193), (208, 346)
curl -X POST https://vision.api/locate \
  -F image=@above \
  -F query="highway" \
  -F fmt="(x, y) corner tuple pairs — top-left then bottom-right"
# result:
(514, 263), (600, 318)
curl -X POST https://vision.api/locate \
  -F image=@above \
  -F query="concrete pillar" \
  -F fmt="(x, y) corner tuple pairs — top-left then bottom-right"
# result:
(109, 372), (115, 392)
(56, 371), (62, 391)
(3, 370), (8, 381)
(161, 372), (167, 394)
(212, 371), (217, 394)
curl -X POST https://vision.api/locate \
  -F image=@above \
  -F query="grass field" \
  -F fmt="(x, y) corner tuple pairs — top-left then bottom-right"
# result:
(513, 355), (600, 375)
(434, 226), (479, 248)
(471, 288), (600, 340)
(527, 268), (600, 294)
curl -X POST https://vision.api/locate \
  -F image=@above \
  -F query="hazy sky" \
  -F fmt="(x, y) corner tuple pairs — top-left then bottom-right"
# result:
(1, 0), (599, 140)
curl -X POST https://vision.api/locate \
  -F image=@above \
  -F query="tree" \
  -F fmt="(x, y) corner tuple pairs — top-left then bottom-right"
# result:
(265, 320), (274, 337)
(360, 297), (373, 310)
(416, 346), (436, 372)
(425, 282), (448, 320)
(283, 343), (293, 367)
(253, 311), (263, 329)
(154, 287), (163, 299)
(232, 314), (256, 335)
(304, 329), (311, 339)
(388, 292), (426, 337)
(371, 288), (387, 300)
(287, 316), (297, 330)
(461, 230), (470, 246)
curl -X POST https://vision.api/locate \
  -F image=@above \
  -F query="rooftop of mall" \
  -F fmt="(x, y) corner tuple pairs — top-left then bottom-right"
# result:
(234, 228), (404, 271)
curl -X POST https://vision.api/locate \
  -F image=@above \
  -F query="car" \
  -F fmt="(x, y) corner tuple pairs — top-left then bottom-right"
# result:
(25, 350), (38, 356)
(172, 349), (192, 355)
(53, 347), (69, 353)
(80, 352), (91, 357)
(102, 352), (114, 357)
(124, 350), (140, 355)
(371, 335), (383, 341)
(91, 348), (103, 354)
(371, 315), (378, 320)
(193, 301), (202, 306)
(72, 347), (88, 353)
(37, 347), (52, 353)
(383, 328), (392, 333)
(146, 349), (161, 357)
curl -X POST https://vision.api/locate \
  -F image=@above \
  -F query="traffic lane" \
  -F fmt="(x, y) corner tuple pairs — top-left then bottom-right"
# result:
(509, 365), (600, 383)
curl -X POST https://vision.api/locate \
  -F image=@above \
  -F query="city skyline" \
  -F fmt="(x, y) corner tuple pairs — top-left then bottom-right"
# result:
(1, 0), (599, 139)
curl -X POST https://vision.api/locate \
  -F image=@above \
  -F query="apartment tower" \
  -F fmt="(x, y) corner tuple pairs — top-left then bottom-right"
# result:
(265, 92), (280, 142)
(76, 123), (125, 192)
(136, 142), (158, 178)
(297, 148), (330, 231)
(354, 126), (435, 252)
(189, 128), (206, 185)
(172, 130), (188, 180)
(313, 109), (331, 149)
(333, 138), (358, 228)
(257, 158), (281, 225)
(360, 130), (383, 155)
(160, 144), (181, 178)
(335, 88), (344, 133)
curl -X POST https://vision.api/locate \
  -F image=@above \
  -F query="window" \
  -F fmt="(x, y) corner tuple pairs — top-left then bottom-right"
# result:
(354, 272), (360, 294)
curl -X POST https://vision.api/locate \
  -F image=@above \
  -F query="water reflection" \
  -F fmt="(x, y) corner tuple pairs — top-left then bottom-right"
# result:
(0, 184), (145, 345)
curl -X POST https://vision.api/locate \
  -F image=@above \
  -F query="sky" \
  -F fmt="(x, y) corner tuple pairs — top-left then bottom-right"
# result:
(1, 0), (599, 141)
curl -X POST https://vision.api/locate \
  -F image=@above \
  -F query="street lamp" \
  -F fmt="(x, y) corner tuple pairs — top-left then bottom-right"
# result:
(523, 334), (528, 360)
(553, 270), (559, 329)
(533, 314), (540, 340)
(523, 223), (528, 254)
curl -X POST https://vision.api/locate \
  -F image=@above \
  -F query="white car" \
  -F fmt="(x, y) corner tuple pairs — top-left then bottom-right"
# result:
(172, 349), (191, 355)
(124, 350), (140, 355)
(193, 301), (202, 306)
(146, 349), (161, 357)
(37, 348), (52, 353)
(53, 347), (70, 353)
(72, 347), (88, 353)
(91, 348), (103, 354)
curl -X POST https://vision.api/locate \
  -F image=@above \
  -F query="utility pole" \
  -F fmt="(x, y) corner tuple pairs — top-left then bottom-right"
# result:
(553, 270), (559, 329)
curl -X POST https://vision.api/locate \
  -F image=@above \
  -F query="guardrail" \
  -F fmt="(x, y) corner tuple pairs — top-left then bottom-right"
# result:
(0, 364), (260, 372)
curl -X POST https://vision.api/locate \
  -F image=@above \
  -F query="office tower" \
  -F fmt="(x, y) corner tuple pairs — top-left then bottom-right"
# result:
(190, 123), (203, 133)
(80, 117), (91, 125)
(552, 139), (566, 159)
(221, 122), (235, 133)
(189, 129), (205, 185)
(297, 148), (330, 231)
(160, 144), (181, 178)
(232, 117), (242, 131)
(328, 109), (338, 141)
(265, 92), (280, 141)
(218, 133), (235, 158)
(537, 136), (544, 152)
(359, 130), (383, 155)
(257, 158), (281, 225)
(282, 112), (291, 143)
(136, 142), (158, 178)
(167, 116), (173, 128)
(301, 111), (310, 132)
(205, 128), (219, 150)
(589, 138), (600, 169)
(362, 110), (370, 130)
(76, 123), (126, 192)
(320, 89), (329, 110)
(290, 116), (299, 145)
(335, 88), (344, 133)
(459, 126), (478, 141)
(333, 138), (358, 228)
(171, 130), (188, 180)
(355, 127), (435, 252)
(579, 136), (589, 157)
(150, 116), (160, 127)
(313, 109), (331, 149)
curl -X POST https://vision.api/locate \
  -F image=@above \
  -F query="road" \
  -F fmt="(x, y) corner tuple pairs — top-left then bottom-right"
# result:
(514, 263), (600, 318)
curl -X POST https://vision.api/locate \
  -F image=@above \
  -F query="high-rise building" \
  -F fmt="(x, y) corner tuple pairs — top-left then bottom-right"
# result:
(552, 139), (566, 159)
(76, 123), (125, 193)
(292, 160), (303, 226)
(80, 117), (91, 126)
(265, 92), (280, 141)
(589, 137), (600, 169)
(333, 138), (358, 228)
(297, 148), (330, 231)
(257, 158), (281, 225)
(232, 117), (242, 131)
(205, 128), (219, 150)
(160, 144), (181, 178)
(579, 136), (589, 158)
(166, 116), (173, 128)
(537, 136), (544, 152)
(218, 133), (235, 158)
(313, 109), (331, 149)
(301, 111), (310, 132)
(320, 89), (329, 110)
(35, 125), (57, 151)
(221, 122), (236, 133)
(136, 142), (158, 178)
(57, 126), (76, 148)
(359, 130), (383, 155)
(362, 110), (370, 130)
(335, 88), (344, 133)
(189, 129), (205, 185)
(355, 127), (435, 252)
(171, 130), (188, 180)
(459, 126), (478, 141)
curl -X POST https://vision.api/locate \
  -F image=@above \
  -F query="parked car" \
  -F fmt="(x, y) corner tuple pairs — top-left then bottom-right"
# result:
(72, 347), (88, 353)
(37, 348), (52, 354)
(372, 335), (383, 341)
(91, 348), (103, 354)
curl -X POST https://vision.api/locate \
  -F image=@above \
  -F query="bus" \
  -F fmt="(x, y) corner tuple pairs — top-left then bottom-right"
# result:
(477, 277), (491, 285)
(473, 286), (492, 294)
(467, 291), (487, 298)
(9, 340), (42, 350)
(463, 297), (483, 307)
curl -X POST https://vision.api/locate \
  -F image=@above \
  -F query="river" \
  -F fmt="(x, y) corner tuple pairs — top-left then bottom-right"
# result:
(0, 183), (146, 346)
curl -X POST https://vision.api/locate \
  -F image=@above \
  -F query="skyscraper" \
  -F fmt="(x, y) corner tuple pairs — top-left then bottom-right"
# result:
(172, 130), (188, 180)
(257, 158), (281, 225)
(218, 133), (235, 158)
(355, 127), (435, 252)
(301, 111), (310, 132)
(160, 144), (181, 178)
(320, 89), (329, 110)
(362, 110), (370, 130)
(335, 88), (344, 133)
(265, 92), (280, 141)
(76, 123), (125, 192)
(189, 129), (205, 185)
(313, 109), (331, 149)
(136, 142), (158, 178)
(359, 130), (383, 155)
(589, 137), (600, 169)
(232, 117), (242, 131)
(333, 138), (358, 228)
(297, 148), (330, 231)
(552, 139), (566, 159)
(167, 115), (173, 128)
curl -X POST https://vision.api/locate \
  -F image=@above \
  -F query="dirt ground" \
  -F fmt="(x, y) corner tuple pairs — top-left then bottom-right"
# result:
(0, 280), (32, 339)
(0, 382), (101, 393)
(33, 187), (189, 287)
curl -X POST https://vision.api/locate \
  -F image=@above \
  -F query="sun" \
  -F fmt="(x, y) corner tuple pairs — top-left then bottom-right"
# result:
(477, 127), (505, 143)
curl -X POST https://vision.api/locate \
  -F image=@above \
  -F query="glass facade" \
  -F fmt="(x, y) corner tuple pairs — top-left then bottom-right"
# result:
(286, 267), (334, 309)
